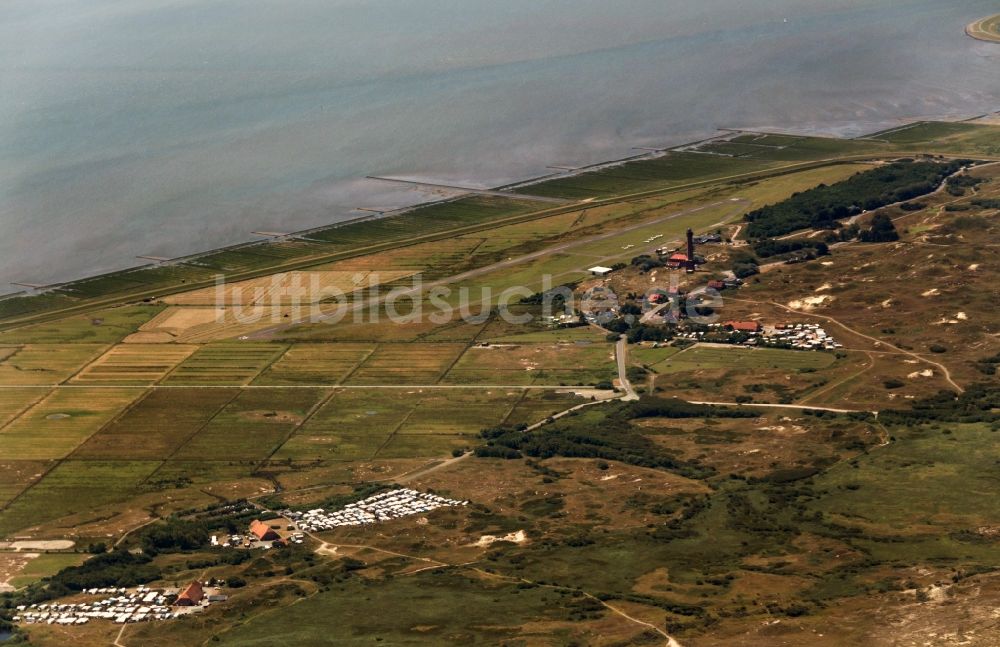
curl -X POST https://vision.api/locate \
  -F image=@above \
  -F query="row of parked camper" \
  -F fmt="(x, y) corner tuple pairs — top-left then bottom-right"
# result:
(285, 489), (468, 531)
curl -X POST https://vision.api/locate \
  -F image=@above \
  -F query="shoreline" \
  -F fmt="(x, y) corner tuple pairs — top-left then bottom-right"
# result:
(0, 112), (995, 304)
(966, 15), (1000, 44)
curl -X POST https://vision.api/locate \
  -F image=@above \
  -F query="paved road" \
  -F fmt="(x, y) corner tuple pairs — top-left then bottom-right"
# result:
(0, 384), (604, 390)
(687, 401), (874, 415)
(615, 335), (640, 401)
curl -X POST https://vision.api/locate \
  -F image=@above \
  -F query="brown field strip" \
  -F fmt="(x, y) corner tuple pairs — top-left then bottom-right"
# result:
(344, 343), (468, 385)
(253, 343), (376, 385)
(70, 344), (198, 385)
(70, 388), (240, 460)
(160, 342), (287, 386)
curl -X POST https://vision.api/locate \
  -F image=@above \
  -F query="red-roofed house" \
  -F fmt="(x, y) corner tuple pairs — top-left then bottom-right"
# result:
(665, 253), (690, 269)
(250, 519), (280, 541)
(175, 581), (204, 607)
(725, 321), (762, 333)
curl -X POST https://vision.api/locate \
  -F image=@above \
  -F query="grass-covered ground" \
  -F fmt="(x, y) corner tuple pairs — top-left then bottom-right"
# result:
(2, 120), (1000, 645)
(654, 345), (836, 373)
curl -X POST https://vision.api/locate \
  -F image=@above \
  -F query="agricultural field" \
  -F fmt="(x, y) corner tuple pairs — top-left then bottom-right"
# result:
(163, 269), (418, 306)
(630, 344), (683, 370)
(0, 389), (48, 428)
(344, 343), (467, 385)
(69, 343), (197, 385)
(394, 389), (524, 435)
(0, 461), (49, 508)
(70, 388), (240, 460)
(172, 387), (329, 461)
(442, 342), (617, 386)
(482, 325), (610, 344)
(652, 345), (837, 374)
(315, 237), (486, 278)
(0, 460), (162, 538)
(0, 344), (108, 386)
(0, 305), (163, 345)
(270, 301), (475, 343)
(253, 343), (375, 385)
(502, 390), (589, 427)
(0, 388), (143, 460)
(160, 342), (286, 385)
(272, 388), (422, 461)
(126, 306), (226, 343)
(271, 387), (574, 462)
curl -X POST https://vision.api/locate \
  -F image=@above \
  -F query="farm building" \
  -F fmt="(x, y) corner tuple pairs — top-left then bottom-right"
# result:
(724, 320), (762, 333)
(175, 581), (204, 607)
(588, 266), (613, 277)
(249, 519), (280, 541)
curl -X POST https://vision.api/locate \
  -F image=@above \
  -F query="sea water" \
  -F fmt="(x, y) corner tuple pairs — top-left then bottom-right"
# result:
(1, 0), (997, 289)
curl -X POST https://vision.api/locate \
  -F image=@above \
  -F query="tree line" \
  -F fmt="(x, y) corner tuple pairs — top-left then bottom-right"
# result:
(744, 160), (967, 238)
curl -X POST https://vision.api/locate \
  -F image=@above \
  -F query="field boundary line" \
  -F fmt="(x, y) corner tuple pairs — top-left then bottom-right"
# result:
(796, 350), (875, 406)
(255, 387), (342, 471)
(338, 344), (380, 385)
(370, 401), (423, 460)
(243, 342), (292, 386)
(0, 387), (51, 434)
(136, 388), (244, 484)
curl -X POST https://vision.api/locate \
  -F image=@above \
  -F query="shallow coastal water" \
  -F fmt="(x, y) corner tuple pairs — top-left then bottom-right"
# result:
(1, 0), (998, 290)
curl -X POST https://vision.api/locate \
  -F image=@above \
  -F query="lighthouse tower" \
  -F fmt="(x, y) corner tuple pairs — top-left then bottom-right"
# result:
(685, 229), (696, 273)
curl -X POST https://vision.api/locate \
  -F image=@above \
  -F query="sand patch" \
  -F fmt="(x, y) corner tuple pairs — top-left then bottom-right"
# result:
(0, 552), (39, 592)
(471, 530), (527, 548)
(148, 306), (223, 329)
(787, 295), (834, 311)
(0, 540), (75, 551)
(122, 331), (176, 344)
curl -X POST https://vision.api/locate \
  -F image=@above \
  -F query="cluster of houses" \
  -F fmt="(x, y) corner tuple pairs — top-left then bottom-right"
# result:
(12, 582), (226, 626)
(212, 519), (305, 550)
(672, 321), (840, 350)
(285, 489), (467, 532)
(762, 323), (842, 350)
